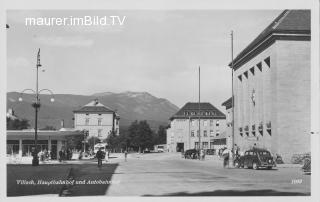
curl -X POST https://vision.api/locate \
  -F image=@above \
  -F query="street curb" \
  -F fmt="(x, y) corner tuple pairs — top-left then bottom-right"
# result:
(276, 164), (303, 168)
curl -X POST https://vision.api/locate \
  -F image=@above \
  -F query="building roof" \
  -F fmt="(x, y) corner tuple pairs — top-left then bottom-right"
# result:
(221, 97), (233, 110)
(229, 10), (311, 70)
(170, 102), (226, 120)
(73, 99), (115, 113)
(7, 130), (82, 137)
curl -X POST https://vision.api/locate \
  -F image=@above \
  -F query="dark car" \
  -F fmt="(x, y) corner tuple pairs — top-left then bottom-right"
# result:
(206, 149), (215, 155)
(184, 149), (199, 159)
(237, 148), (275, 170)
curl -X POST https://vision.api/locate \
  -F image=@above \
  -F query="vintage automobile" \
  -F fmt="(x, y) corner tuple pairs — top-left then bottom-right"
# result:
(236, 148), (275, 170)
(184, 149), (199, 159)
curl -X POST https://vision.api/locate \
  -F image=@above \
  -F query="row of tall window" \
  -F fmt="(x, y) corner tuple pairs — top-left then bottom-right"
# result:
(184, 111), (216, 116)
(191, 120), (219, 127)
(194, 141), (225, 149)
(238, 121), (272, 137)
(237, 56), (270, 82)
(190, 130), (220, 137)
(85, 118), (103, 126)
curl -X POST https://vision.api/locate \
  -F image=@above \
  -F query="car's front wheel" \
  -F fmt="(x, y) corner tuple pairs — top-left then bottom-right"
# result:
(253, 162), (259, 170)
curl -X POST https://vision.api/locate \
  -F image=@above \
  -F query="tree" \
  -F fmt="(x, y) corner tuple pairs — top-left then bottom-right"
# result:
(87, 136), (101, 150)
(7, 117), (30, 130)
(127, 120), (154, 152)
(65, 134), (84, 151)
(105, 131), (119, 152)
(156, 125), (167, 144)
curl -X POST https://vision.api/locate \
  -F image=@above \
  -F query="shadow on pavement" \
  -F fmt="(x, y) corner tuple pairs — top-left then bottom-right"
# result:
(7, 163), (118, 197)
(144, 189), (310, 196)
(7, 164), (72, 196)
(61, 163), (118, 196)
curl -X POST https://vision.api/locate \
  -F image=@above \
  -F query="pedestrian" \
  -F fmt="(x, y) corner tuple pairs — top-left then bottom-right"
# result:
(222, 148), (230, 168)
(124, 150), (128, 162)
(96, 148), (104, 167)
(200, 149), (204, 160)
(58, 150), (63, 162)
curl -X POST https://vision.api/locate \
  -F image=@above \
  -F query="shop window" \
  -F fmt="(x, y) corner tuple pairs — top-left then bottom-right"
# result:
(204, 130), (207, 137)
(202, 142), (209, 149)
(85, 118), (90, 125)
(210, 130), (214, 136)
(98, 129), (102, 137)
(210, 119), (214, 126)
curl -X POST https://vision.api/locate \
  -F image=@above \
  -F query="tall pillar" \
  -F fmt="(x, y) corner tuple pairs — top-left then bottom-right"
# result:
(19, 139), (22, 157)
(48, 136), (52, 152)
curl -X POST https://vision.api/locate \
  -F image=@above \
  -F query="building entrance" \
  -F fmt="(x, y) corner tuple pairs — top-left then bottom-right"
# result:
(176, 143), (184, 152)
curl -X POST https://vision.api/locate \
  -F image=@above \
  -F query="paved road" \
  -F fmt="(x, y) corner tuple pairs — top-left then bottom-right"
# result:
(104, 153), (310, 196)
(7, 152), (310, 196)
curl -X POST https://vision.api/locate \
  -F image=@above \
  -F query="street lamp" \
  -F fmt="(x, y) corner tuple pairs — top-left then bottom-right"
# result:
(18, 48), (54, 166)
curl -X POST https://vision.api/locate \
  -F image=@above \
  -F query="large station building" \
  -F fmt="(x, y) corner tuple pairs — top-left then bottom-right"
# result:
(166, 102), (226, 152)
(228, 10), (311, 162)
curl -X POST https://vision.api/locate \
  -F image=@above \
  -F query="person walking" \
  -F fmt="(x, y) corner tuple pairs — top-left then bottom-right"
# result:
(96, 148), (104, 168)
(222, 148), (230, 168)
(124, 150), (128, 162)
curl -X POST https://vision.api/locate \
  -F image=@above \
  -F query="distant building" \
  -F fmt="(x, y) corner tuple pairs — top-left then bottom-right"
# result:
(73, 99), (120, 140)
(166, 102), (226, 152)
(221, 97), (233, 149)
(228, 10), (311, 162)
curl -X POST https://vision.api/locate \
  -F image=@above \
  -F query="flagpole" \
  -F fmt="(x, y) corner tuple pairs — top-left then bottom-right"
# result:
(231, 31), (235, 165)
(198, 66), (201, 158)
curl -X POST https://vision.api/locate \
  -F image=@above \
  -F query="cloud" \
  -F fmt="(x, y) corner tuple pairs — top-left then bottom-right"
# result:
(33, 36), (94, 47)
(7, 57), (31, 68)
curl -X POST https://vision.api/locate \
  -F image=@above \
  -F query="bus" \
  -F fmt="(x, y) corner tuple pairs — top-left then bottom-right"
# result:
(94, 143), (108, 154)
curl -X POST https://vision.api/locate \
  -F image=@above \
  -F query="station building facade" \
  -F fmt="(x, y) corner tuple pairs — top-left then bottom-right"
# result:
(166, 102), (226, 152)
(229, 10), (311, 162)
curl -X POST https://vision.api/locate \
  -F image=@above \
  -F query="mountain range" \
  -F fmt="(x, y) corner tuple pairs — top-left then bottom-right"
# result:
(6, 91), (179, 130)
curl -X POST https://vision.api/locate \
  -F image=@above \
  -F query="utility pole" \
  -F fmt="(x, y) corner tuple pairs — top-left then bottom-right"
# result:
(231, 31), (235, 165)
(198, 66), (201, 157)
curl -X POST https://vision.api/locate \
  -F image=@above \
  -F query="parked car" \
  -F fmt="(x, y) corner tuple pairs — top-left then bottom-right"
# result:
(302, 157), (311, 174)
(184, 149), (199, 159)
(206, 149), (215, 155)
(237, 148), (275, 170)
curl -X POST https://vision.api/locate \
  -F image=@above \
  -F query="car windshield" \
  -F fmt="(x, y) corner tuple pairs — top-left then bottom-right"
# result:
(258, 151), (271, 156)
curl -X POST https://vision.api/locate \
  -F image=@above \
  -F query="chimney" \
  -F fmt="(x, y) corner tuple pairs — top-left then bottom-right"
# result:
(61, 119), (65, 128)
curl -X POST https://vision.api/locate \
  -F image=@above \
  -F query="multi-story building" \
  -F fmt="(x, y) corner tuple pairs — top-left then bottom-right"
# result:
(73, 99), (120, 140)
(167, 102), (226, 152)
(228, 10), (311, 162)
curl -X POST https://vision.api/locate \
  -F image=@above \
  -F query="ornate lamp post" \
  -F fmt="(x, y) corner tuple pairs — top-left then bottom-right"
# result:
(18, 48), (54, 166)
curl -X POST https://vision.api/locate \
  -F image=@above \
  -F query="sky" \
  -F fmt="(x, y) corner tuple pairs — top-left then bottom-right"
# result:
(7, 10), (283, 110)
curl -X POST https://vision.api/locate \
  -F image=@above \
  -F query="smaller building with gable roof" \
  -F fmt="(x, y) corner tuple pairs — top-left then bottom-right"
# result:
(73, 99), (120, 140)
